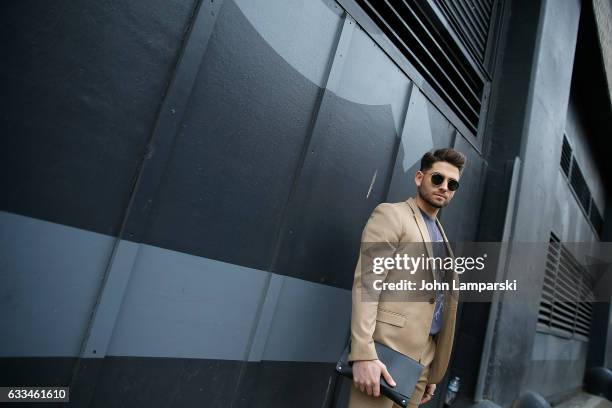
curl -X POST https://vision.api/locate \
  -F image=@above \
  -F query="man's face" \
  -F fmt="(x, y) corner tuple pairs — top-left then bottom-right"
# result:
(415, 161), (460, 209)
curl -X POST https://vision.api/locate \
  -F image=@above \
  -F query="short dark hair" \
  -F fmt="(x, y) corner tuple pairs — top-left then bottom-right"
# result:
(420, 148), (466, 173)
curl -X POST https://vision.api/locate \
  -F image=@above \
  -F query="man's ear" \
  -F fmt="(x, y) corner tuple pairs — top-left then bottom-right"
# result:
(415, 170), (423, 187)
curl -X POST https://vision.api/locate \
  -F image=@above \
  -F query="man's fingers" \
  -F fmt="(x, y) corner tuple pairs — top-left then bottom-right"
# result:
(380, 366), (396, 387)
(421, 384), (437, 404)
(355, 380), (365, 394)
(353, 360), (393, 398)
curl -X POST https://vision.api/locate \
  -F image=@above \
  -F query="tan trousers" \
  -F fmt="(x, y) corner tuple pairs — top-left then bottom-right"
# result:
(347, 335), (436, 408)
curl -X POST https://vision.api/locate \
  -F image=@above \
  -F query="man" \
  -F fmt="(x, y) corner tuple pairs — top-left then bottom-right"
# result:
(348, 148), (465, 408)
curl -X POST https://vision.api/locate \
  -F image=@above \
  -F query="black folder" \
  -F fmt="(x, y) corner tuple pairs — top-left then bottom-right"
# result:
(336, 341), (424, 407)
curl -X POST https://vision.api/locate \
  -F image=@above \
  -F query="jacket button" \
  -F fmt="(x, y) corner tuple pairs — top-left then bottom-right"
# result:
(429, 297), (435, 304)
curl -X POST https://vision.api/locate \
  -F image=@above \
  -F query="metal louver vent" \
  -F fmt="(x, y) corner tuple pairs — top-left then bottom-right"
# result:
(570, 158), (591, 214)
(354, 0), (486, 135)
(560, 136), (604, 238)
(560, 135), (572, 177)
(435, 0), (494, 64)
(590, 200), (604, 237)
(537, 233), (594, 340)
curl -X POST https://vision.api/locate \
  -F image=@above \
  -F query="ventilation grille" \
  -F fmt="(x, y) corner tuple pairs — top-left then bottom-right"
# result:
(354, 0), (487, 135)
(435, 0), (494, 64)
(560, 136), (605, 238)
(560, 135), (572, 177)
(570, 158), (592, 213)
(537, 233), (594, 340)
(590, 200), (604, 237)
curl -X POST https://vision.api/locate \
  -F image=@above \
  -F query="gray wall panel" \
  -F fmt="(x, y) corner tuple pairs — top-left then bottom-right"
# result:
(531, 332), (588, 361)
(484, 0), (582, 403)
(441, 135), (485, 242)
(261, 276), (350, 362)
(107, 245), (269, 360)
(328, 23), (412, 134)
(233, 0), (343, 87)
(387, 88), (455, 203)
(141, 0), (337, 271)
(0, 211), (115, 357)
(273, 17), (412, 288)
(0, 0), (198, 236)
(0, 211), (356, 364)
(272, 90), (398, 288)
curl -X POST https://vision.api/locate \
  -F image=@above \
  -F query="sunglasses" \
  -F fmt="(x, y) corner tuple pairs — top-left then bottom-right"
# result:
(429, 172), (460, 191)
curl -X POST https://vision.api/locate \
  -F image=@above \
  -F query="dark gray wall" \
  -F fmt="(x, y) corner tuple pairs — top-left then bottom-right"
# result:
(520, 94), (605, 402)
(0, 0), (199, 236)
(477, 0), (585, 406)
(0, 0), (489, 407)
(4, 0), (605, 407)
(1, 0), (200, 394)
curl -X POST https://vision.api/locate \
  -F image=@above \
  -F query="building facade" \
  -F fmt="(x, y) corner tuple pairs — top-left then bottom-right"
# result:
(1, 0), (610, 407)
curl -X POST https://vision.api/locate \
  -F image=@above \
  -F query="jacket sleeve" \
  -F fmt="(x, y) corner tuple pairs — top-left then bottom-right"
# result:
(348, 203), (403, 362)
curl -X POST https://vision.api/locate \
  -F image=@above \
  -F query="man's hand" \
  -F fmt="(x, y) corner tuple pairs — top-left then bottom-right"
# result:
(420, 383), (436, 404)
(352, 359), (396, 397)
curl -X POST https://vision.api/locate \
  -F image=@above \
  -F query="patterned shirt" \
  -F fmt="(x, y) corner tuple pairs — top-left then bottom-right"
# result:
(419, 208), (447, 335)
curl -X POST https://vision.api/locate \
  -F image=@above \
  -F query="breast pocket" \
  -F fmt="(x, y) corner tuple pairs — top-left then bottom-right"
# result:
(376, 309), (406, 327)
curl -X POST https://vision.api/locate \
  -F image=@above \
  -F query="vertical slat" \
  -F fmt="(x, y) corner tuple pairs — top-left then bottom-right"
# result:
(443, 0), (486, 57)
(351, 0), (495, 135)
(549, 237), (561, 334)
(396, 0), (482, 106)
(453, 0), (486, 48)
(560, 135), (572, 176)
(539, 233), (594, 340)
(478, 0), (493, 15)
(467, 0), (489, 31)
(461, 0), (487, 37)
(441, 1), (483, 60)
(421, 0), (484, 87)
(359, 0), (481, 134)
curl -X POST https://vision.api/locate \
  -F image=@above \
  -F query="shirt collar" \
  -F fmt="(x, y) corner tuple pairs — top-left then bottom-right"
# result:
(419, 207), (436, 222)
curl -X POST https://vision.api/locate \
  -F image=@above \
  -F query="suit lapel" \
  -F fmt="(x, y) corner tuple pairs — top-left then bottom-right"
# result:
(407, 197), (459, 350)
(435, 218), (455, 259)
(434, 212), (459, 309)
(406, 197), (434, 260)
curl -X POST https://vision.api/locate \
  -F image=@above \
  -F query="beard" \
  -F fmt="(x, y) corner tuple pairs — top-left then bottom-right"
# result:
(418, 187), (447, 209)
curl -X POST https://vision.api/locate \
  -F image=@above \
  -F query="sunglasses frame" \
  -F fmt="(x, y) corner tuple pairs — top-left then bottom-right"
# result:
(428, 171), (460, 191)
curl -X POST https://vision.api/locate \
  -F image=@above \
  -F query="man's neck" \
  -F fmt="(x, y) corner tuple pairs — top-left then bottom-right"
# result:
(415, 194), (439, 220)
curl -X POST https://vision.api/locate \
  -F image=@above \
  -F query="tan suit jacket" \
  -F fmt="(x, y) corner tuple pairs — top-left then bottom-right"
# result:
(348, 197), (459, 384)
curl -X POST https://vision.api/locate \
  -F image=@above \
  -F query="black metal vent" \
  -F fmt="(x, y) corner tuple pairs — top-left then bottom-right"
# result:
(560, 135), (572, 177)
(354, 0), (487, 135)
(538, 233), (594, 340)
(570, 158), (591, 214)
(435, 0), (494, 64)
(560, 137), (604, 238)
(590, 200), (604, 237)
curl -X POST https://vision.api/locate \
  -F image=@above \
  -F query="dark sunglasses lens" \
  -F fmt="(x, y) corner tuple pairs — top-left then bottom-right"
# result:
(431, 173), (444, 185)
(448, 179), (459, 191)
